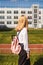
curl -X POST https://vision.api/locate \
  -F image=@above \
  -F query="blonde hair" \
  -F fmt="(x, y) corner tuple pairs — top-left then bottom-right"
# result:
(15, 15), (28, 31)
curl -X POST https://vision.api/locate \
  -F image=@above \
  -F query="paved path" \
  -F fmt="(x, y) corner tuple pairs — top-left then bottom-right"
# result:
(0, 44), (43, 54)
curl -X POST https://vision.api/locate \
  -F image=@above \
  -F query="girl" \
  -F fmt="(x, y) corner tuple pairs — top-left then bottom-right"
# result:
(15, 15), (30, 65)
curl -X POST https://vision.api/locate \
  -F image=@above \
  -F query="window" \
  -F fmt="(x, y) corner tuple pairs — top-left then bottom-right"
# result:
(7, 16), (11, 19)
(0, 16), (5, 19)
(34, 19), (37, 23)
(39, 11), (41, 14)
(28, 11), (32, 14)
(21, 11), (25, 14)
(34, 24), (37, 28)
(14, 16), (18, 19)
(0, 21), (4, 24)
(39, 16), (41, 19)
(14, 21), (18, 24)
(7, 11), (11, 14)
(41, 25), (43, 28)
(0, 11), (5, 14)
(34, 9), (37, 13)
(34, 14), (37, 18)
(28, 16), (32, 19)
(34, 6), (37, 8)
(7, 21), (11, 24)
(28, 21), (32, 24)
(14, 11), (18, 14)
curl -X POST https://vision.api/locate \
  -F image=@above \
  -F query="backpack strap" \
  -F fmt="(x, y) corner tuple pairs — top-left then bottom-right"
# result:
(17, 30), (21, 40)
(17, 30), (22, 37)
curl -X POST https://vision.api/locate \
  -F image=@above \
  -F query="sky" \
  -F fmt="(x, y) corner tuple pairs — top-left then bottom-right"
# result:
(0, 0), (43, 8)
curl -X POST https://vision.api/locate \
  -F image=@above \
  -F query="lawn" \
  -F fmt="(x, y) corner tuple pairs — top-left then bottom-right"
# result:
(0, 53), (43, 65)
(0, 54), (18, 65)
(28, 28), (43, 44)
(0, 28), (43, 44)
(30, 54), (43, 65)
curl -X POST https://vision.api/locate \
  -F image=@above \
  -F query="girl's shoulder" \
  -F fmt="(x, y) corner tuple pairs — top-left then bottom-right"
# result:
(17, 27), (27, 34)
(22, 27), (27, 32)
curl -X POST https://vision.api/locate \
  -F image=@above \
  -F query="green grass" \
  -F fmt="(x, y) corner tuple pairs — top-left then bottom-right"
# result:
(28, 29), (43, 44)
(30, 54), (43, 65)
(0, 29), (16, 44)
(0, 54), (18, 65)
(0, 28), (43, 44)
(0, 53), (43, 65)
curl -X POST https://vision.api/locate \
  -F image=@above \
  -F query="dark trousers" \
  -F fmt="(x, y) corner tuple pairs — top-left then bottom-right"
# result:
(24, 58), (30, 65)
(18, 43), (30, 65)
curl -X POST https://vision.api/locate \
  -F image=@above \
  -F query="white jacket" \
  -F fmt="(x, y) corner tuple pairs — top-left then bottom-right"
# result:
(17, 27), (30, 53)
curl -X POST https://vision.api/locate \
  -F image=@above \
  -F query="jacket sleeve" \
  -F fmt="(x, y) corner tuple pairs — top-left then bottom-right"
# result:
(23, 28), (30, 53)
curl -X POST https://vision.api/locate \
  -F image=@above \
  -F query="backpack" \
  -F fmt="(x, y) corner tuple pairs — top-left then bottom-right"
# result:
(11, 32), (21, 55)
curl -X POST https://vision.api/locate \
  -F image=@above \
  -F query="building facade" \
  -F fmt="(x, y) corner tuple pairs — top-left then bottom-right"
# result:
(0, 4), (43, 28)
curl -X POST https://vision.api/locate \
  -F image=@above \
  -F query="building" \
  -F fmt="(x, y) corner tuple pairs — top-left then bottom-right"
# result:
(0, 4), (43, 29)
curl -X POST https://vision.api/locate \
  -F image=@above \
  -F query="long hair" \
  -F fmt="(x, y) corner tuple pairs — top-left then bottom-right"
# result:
(15, 15), (28, 31)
